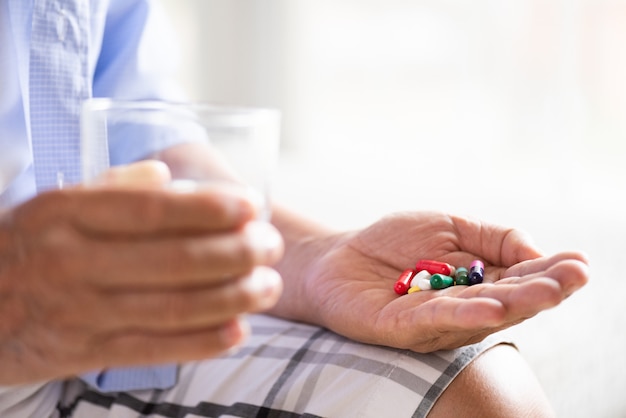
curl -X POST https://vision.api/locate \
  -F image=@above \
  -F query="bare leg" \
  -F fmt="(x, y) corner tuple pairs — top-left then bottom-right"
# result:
(428, 344), (555, 418)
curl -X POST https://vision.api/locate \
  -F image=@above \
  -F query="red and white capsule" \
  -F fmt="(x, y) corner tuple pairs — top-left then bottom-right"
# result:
(394, 269), (416, 295)
(415, 259), (456, 276)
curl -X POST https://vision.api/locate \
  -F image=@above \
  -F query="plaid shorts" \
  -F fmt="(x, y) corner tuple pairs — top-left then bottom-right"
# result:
(56, 314), (504, 418)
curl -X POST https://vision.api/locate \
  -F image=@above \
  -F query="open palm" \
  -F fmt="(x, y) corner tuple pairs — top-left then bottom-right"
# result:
(297, 211), (588, 352)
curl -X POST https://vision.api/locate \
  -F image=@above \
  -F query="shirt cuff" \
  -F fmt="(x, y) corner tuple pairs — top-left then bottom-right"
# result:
(81, 365), (178, 392)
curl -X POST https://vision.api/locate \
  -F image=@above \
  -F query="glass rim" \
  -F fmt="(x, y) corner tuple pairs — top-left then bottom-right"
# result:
(82, 97), (281, 118)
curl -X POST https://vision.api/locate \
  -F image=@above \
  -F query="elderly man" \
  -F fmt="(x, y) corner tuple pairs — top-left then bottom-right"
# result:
(0, 1), (588, 416)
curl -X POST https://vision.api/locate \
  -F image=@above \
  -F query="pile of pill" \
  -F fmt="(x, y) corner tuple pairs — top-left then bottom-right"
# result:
(393, 259), (484, 295)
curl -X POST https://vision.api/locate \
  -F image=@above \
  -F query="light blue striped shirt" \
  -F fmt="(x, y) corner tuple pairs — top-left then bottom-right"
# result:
(0, 0), (186, 392)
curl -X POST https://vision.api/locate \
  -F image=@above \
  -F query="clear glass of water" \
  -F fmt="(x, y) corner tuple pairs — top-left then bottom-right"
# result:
(80, 99), (281, 220)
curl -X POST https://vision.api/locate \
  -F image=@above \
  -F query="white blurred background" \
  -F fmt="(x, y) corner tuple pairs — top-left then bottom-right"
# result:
(159, 1), (626, 416)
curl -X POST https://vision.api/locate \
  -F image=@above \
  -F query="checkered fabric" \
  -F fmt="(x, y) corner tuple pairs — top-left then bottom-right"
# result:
(29, 0), (90, 191)
(56, 314), (505, 418)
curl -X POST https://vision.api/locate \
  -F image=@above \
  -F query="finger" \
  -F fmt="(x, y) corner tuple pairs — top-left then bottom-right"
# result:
(94, 267), (282, 332)
(418, 296), (507, 330)
(385, 296), (506, 350)
(498, 257), (589, 297)
(83, 317), (251, 371)
(70, 185), (260, 235)
(451, 215), (543, 266)
(454, 278), (563, 319)
(83, 221), (284, 289)
(502, 251), (589, 278)
(18, 186), (259, 236)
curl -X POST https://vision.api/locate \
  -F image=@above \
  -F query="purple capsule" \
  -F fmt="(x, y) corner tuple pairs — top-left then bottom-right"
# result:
(468, 260), (484, 285)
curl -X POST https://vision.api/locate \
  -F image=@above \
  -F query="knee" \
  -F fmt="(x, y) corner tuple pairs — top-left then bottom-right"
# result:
(428, 344), (555, 418)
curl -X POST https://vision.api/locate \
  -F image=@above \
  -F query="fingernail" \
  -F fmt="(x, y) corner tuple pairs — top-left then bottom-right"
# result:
(194, 183), (266, 221)
(241, 186), (267, 219)
(243, 266), (283, 297)
(231, 185), (267, 221)
(219, 317), (250, 351)
(244, 221), (284, 259)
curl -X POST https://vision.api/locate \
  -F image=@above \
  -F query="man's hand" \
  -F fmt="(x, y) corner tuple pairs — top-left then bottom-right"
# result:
(271, 211), (588, 352)
(0, 162), (284, 385)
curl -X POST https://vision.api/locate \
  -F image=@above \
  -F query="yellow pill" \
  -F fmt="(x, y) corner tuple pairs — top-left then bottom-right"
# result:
(408, 286), (421, 294)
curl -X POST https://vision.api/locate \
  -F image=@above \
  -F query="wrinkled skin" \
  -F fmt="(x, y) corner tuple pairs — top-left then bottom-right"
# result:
(0, 162), (284, 384)
(270, 210), (588, 352)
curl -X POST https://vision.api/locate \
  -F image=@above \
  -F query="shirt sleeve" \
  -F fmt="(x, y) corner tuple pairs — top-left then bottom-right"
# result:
(92, 0), (185, 102)
(91, 0), (191, 166)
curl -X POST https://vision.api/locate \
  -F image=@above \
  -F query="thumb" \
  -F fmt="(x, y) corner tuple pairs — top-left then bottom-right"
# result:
(96, 160), (172, 188)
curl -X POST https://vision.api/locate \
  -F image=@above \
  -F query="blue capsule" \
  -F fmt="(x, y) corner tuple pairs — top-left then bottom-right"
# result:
(468, 260), (484, 285)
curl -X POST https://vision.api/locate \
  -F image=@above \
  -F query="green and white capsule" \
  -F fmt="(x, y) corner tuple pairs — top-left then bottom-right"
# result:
(430, 274), (454, 289)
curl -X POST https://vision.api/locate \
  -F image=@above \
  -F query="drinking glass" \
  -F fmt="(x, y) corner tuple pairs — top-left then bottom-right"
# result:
(80, 99), (281, 220)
